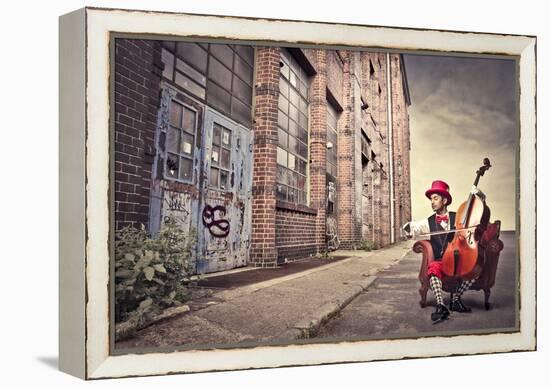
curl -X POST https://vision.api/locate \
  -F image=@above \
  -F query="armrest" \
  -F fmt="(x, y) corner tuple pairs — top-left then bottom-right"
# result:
(413, 240), (435, 281)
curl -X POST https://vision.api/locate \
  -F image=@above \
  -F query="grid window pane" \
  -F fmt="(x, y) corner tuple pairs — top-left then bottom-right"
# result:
(221, 148), (231, 169)
(287, 188), (296, 202)
(289, 71), (297, 88)
(235, 45), (254, 66)
(278, 128), (288, 147)
(207, 80), (231, 114)
(277, 50), (310, 204)
(280, 78), (289, 98)
(208, 56), (232, 91)
(298, 141), (308, 159)
(289, 88), (300, 108)
(210, 44), (234, 69)
(234, 54), (254, 86)
(277, 147), (288, 167)
(278, 113), (288, 131)
(288, 119), (298, 138)
(166, 127), (180, 153)
(166, 153), (179, 178)
(299, 81), (308, 99)
(297, 159), (307, 175)
(181, 133), (194, 156)
(232, 74), (252, 103)
(213, 125), (221, 146)
(289, 136), (298, 154)
(220, 170), (229, 190)
(288, 153), (296, 171)
(298, 127), (308, 143)
(176, 58), (206, 86)
(222, 129), (231, 147)
(277, 166), (288, 185)
(176, 42), (208, 73)
(297, 175), (306, 190)
(289, 104), (299, 123)
(183, 107), (196, 133)
(299, 112), (307, 128)
(279, 95), (289, 115)
(209, 167), (219, 187)
(170, 101), (182, 126)
(288, 171), (297, 187)
(276, 184), (287, 201)
(211, 146), (220, 165)
(280, 61), (290, 80)
(179, 157), (193, 181)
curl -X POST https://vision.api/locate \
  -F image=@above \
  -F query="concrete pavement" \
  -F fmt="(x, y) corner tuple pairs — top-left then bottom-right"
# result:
(115, 240), (415, 351)
(317, 231), (518, 339)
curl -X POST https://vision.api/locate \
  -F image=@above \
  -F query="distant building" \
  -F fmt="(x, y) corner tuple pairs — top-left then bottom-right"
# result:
(114, 39), (411, 274)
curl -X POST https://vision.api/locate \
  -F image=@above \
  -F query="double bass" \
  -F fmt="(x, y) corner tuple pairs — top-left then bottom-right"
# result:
(440, 158), (492, 280)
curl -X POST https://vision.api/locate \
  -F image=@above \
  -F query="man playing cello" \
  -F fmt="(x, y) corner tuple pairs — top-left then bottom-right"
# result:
(403, 180), (485, 324)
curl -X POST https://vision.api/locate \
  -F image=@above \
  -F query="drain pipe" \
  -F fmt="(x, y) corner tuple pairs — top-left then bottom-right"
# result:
(386, 53), (395, 244)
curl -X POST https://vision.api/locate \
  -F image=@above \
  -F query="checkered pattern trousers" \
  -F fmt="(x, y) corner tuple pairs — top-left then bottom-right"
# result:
(429, 275), (444, 305)
(452, 278), (476, 302)
(429, 275), (477, 305)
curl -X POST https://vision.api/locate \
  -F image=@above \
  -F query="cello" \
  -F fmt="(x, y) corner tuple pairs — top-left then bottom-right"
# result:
(440, 158), (492, 280)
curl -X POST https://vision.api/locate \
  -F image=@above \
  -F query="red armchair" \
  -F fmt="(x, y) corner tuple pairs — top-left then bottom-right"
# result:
(414, 220), (504, 310)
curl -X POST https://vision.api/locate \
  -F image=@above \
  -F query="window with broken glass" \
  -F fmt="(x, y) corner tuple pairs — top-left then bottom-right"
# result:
(209, 123), (232, 191)
(276, 50), (310, 205)
(164, 99), (197, 182)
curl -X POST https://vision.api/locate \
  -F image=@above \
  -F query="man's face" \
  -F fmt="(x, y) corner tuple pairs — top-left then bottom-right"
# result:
(430, 194), (447, 213)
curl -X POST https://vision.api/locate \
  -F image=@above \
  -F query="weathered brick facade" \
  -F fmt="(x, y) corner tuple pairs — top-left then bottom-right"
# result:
(114, 39), (163, 231)
(113, 38), (411, 273)
(249, 47), (280, 267)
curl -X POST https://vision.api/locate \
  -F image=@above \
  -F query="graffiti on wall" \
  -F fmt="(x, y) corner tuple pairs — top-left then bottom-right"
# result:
(161, 190), (192, 232)
(202, 205), (230, 238)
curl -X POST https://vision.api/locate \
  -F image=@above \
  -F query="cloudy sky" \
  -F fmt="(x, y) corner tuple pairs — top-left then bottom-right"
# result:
(401, 54), (518, 231)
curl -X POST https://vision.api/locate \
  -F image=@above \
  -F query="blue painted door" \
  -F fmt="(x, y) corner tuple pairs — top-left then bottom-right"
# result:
(196, 107), (253, 274)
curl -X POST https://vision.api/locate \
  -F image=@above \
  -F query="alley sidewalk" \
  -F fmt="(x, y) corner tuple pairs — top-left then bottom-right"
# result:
(116, 239), (415, 351)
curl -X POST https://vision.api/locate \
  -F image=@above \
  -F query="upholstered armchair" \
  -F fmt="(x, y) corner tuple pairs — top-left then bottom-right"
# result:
(414, 220), (504, 310)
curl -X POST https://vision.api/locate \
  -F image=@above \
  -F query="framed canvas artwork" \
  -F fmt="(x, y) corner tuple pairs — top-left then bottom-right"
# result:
(59, 7), (536, 379)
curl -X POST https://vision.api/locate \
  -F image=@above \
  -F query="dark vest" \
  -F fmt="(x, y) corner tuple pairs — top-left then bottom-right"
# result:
(428, 211), (456, 260)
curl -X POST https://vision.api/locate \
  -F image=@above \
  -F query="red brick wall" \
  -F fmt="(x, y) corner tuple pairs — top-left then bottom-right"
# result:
(336, 51), (357, 248)
(275, 209), (317, 261)
(309, 50), (328, 251)
(250, 47), (280, 267)
(114, 39), (163, 231)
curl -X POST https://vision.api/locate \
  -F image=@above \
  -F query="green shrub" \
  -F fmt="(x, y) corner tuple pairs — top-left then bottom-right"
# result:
(114, 216), (197, 324)
(357, 239), (378, 251)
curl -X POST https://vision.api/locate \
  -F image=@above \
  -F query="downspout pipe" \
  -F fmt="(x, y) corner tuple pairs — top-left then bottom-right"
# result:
(386, 53), (395, 244)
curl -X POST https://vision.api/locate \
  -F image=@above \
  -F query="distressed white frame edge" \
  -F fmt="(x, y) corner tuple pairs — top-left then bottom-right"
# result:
(78, 7), (536, 379)
(59, 8), (87, 380)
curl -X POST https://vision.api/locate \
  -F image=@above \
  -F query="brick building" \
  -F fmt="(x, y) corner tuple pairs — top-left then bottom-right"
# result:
(114, 38), (411, 274)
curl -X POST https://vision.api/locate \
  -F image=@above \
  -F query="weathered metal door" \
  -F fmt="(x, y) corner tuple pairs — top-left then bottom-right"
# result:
(196, 107), (253, 274)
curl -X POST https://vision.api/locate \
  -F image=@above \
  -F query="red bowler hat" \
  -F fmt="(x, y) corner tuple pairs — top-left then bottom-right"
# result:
(425, 180), (452, 205)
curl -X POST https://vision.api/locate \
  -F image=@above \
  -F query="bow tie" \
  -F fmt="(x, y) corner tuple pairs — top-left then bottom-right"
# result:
(436, 214), (449, 224)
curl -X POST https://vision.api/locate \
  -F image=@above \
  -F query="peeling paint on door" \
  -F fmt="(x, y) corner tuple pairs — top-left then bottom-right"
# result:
(196, 107), (253, 274)
(150, 86), (252, 275)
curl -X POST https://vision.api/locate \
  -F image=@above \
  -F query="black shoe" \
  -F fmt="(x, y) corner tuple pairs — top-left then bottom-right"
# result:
(450, 299), (472, 313)
(431, 304), (450, 324)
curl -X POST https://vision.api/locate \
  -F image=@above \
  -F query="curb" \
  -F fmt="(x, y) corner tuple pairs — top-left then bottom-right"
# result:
(291, 275), (377, 339)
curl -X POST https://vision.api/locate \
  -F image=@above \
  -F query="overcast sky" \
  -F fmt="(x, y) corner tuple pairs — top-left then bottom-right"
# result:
(402, 54), (517, 230)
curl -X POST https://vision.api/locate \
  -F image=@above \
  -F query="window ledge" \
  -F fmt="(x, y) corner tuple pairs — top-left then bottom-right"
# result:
(276, 200), (317, 215)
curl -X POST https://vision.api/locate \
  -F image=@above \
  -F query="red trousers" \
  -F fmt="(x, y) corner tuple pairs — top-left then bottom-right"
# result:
(427, 261), (444, 279)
